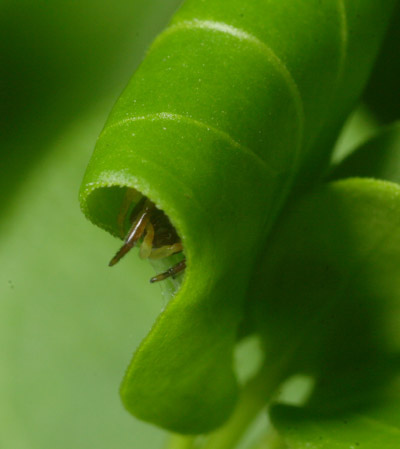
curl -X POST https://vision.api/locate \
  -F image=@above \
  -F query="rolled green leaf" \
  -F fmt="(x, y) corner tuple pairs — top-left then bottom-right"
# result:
(80, 0), (397, 433)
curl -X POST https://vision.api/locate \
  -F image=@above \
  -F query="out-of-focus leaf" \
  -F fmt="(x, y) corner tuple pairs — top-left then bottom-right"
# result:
(330, 122), (400, 182)
(2, 2), (185, 448)
(1, 0), (181, 136)
(272, 384), (400, 449)
(80, 0), (397, 434)
(330, 105), (381, 164)
(0, 109), (166, 449)
(249, 178), (400, 448)
(251, 178), (400, 376)
(363, 3), (400, 123)
(1, 0), (181, 221)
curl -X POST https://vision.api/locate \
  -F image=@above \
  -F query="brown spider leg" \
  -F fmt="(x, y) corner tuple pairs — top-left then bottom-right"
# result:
(109, 199), (154, 266)
(150, 259), (186, 283)
(117, 188), (141, 237)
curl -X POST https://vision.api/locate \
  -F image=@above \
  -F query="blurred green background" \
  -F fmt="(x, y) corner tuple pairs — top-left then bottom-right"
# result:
(1, 1), (182, 448)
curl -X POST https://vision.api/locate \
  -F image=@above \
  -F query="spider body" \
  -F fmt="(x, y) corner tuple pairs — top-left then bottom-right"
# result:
(109, 196), (185, 283)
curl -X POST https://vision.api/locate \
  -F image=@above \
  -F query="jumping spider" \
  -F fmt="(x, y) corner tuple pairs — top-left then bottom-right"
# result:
(109, 195), (186, 283)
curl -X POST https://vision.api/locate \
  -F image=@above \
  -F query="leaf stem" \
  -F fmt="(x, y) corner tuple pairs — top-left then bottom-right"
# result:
(165, 434), (197, 449)
(201, 363), (286, 449)
(249, 429), (287, 449)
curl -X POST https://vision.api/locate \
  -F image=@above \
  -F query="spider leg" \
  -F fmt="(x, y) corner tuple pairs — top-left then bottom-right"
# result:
(150, 259), (186, 283)
(109, 199), (154, 266)
(148, 243), (183, 260)
(139, 222), (155, 259)
(116, 188), (141, 237)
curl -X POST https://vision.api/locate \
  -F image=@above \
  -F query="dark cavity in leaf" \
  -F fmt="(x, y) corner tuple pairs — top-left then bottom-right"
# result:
(109, 189), (185, 283)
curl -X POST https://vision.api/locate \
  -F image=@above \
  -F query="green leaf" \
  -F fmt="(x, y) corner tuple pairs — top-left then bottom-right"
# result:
(251, 178), (400, 375)
(363, 3), (400, 123)
(249, 178), (400, 447)
(80, 0), (397, 433)
(1, 0), (181, 222)
(330, 122), (400, 182)
(271, 388), (400, 449)
(0, 109), (167, 449)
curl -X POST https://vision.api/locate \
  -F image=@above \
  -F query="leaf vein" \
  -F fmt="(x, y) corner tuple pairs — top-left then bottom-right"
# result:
(102, 112), (278, 175)
(158, 19), (305, 170)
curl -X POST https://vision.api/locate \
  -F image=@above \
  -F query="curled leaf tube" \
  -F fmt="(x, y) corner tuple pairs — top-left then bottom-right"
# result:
(80, 0), (397, 434)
